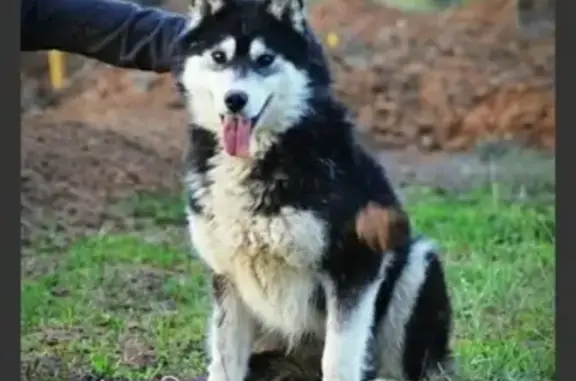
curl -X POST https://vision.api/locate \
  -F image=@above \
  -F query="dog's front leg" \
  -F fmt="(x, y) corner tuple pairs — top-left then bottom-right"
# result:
(320, 276), (383, 381)
(207, 274), (256, 381)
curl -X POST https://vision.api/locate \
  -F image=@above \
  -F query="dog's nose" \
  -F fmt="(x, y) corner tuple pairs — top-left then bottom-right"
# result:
(224, 90), (248, 113)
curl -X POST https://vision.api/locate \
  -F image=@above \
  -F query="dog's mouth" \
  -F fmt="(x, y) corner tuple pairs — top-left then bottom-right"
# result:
(220, 96), (272, 158)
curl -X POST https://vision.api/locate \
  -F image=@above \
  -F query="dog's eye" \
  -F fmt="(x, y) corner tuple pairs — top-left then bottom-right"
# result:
(211, 50), (227, 65)
(255, 54), (275, 68)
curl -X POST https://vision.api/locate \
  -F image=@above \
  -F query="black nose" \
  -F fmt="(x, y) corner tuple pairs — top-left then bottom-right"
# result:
(224, 90), (248, 113)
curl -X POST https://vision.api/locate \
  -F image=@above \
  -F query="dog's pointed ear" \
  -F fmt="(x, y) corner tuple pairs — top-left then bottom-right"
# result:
(264, 0), (307, 33)
(189, 0), (227, 25)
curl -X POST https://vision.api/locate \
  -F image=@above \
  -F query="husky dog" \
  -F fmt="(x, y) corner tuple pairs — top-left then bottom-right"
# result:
(175, 0), (453, 380)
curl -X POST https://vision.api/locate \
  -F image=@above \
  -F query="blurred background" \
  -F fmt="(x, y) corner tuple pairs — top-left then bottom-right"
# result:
(21, 0), (555, 241)
(21, 1), (555, 380)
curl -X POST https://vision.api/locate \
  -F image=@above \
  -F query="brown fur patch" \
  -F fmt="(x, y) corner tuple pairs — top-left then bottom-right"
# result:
(356, 204), (411, 252)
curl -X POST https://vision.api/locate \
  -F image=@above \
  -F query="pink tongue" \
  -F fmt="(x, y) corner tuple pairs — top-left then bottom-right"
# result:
(222, 115), (252, 157)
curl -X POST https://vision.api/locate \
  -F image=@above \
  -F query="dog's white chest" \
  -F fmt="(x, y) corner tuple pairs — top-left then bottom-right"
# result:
(188, 157), (328, 271)
(188, 201), (326, 270)
(188, 206), (326, 337)
(186, 157), (328, 336)
(232, 258), (324, 337)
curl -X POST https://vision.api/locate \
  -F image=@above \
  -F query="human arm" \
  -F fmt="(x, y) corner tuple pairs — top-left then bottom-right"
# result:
(21, 0), (189, 73)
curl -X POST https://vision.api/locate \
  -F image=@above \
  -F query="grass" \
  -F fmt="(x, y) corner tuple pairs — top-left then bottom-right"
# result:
(21, 189), (555, 381)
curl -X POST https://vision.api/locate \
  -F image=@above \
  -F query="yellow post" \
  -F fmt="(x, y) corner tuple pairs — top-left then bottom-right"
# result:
(48, 50), (65, 90)
(326, 32), (340, 49)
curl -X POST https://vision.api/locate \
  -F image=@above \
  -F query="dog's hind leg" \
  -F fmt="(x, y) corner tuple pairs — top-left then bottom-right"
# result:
(207, 274), (257, 381)
(320, 275), (384, 381)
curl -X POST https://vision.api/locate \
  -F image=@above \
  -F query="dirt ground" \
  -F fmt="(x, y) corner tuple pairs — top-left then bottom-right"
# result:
(20, 0), (555, 243)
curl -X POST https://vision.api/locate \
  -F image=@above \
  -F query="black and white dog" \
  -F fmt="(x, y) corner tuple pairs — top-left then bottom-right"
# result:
(174, 0), (453, 380)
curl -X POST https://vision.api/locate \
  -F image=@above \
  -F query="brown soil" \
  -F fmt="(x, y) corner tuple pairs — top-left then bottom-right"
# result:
(313, 0), (554, 150)
(20, 0), (555, 242)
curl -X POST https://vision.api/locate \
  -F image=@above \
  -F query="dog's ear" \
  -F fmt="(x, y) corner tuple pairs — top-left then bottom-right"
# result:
(189, 0), (227, 25)
(264, 0), (307, 33)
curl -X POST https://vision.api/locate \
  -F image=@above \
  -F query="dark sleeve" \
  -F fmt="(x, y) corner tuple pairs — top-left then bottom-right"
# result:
(21, 0), (190, 73)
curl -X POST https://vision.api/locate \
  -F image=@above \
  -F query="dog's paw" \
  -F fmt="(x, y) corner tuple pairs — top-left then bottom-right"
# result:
(207, 366), (238, 381)
(207, 374), (231, 381)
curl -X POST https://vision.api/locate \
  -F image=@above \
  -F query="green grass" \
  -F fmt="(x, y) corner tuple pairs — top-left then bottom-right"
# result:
(21, 189), (555, 381)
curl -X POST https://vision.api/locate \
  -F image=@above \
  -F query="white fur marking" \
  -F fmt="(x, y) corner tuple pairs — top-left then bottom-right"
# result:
(267, 0), (307, 33)
(218, 37), (236, 61)
(321, 276), (384, 381)
(249, 38), (267, 59)
(376, 238), (436, 379)
(207, 290), (256, 381)
(188, 0), (225, 28)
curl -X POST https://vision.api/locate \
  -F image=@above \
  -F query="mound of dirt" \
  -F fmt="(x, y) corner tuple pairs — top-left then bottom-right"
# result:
(21, 64), (191, 242)
(21, 118), (181, 243)
(311, 0), (555, 151)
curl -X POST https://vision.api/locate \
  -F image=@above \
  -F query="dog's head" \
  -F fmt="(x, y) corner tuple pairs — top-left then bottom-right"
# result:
(177, 0), (331, 158)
